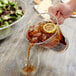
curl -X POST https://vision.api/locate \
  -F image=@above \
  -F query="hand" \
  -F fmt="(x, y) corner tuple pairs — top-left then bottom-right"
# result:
(48, 3), (73, 24)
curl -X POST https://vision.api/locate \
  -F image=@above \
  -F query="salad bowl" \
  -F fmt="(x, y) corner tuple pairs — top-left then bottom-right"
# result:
(0, 0), (27, 40)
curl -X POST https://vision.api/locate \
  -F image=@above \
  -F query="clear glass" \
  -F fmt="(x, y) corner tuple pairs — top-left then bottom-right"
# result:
(0, 0), (27, 40)
(24, 13), (69, 52)
(16, 46), (40, 76)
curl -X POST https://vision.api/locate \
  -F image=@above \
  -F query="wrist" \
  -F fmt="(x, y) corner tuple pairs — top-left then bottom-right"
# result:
(63, 3), (73, 13)
(67, 0), (76, 12)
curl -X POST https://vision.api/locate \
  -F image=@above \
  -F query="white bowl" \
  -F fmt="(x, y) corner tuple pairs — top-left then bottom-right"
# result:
(0, 0), (27, 40)
(61, 0), (70, 3)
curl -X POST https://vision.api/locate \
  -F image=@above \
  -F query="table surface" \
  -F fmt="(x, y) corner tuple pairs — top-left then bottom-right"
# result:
(0, 0), (76, 76)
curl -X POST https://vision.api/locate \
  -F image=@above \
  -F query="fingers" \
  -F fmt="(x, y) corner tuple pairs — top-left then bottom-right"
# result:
(58, 17), (64, 25)
(48, 4), (65, 25)
(50, 13), (64, 25)
(48, 6), (59, 23)
(48, 6), (58, 16)
(56, 12), (65, 24)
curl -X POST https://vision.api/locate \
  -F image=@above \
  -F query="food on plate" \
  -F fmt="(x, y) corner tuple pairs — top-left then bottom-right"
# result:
(38, 0), (52, 11)
(33, 0), (43, 4)
(0, 0), (24, 28)
(73, 12), (76, 15)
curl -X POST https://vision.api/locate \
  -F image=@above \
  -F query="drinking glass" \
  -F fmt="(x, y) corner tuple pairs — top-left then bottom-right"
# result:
(25, 13), (69, 52)
(16, 46), (40, 76)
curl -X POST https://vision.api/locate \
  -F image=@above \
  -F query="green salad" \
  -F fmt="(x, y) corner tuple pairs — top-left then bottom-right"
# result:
(0, 0), (24, 28)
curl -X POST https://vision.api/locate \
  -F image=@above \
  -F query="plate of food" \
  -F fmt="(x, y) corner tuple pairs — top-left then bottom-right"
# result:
(61, 0), (70, 3)
(61, 0), (76, 18)
(33, 0), (52, 19)
(0, 0), (27, 40)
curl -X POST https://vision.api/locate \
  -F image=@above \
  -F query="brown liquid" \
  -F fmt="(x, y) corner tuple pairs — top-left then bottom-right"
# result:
(41, 28), (68, 51)
(54, 26), (68, 51)
(27, 43), (34, 66)
(51, 32), (68, 52)
(27, 21), (68, 52)
(27, 21), (68, 51)
(23, 43), (35, 76)
(23, 64), (35, 73)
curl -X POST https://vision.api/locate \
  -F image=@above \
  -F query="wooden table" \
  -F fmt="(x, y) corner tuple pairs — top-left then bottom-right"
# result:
(0, 0), (76, 76)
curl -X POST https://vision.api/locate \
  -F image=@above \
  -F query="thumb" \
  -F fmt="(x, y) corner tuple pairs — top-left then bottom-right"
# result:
(48, 6), (59, 16)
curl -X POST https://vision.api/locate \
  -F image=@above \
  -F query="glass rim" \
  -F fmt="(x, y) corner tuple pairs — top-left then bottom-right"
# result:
(0, 0), (27, 30)
(25, 13), (59, 45)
